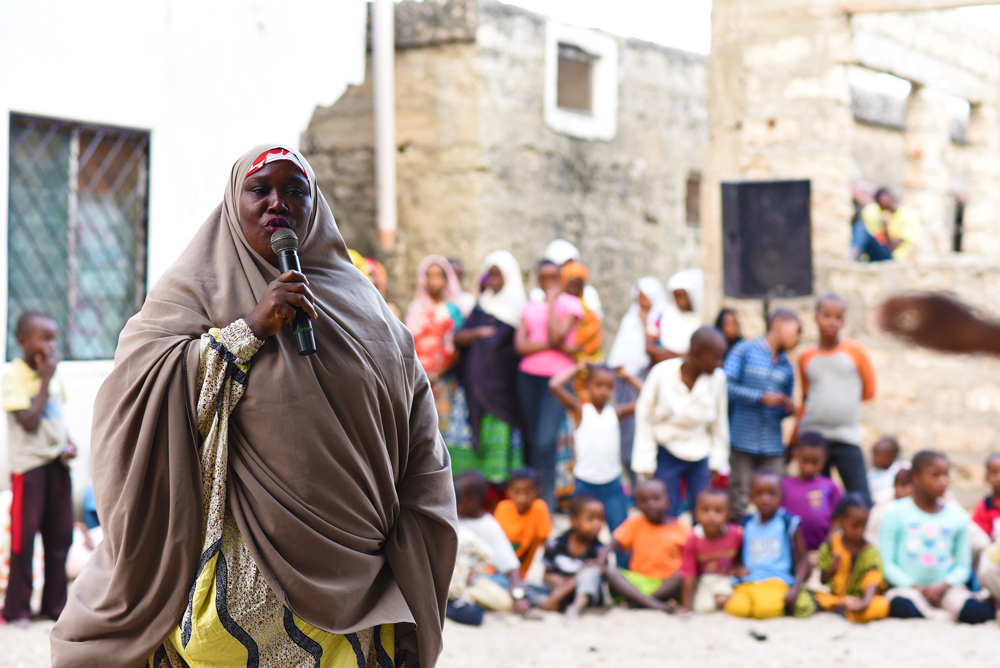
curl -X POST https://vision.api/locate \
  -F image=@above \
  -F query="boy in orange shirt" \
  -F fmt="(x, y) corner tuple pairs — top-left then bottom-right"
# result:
(494, 468), (553, 579)
(596, 479), (689, 611)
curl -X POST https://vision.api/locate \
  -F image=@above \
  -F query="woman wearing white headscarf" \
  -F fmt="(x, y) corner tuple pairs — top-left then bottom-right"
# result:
(452, 251), (527, 484)
(647, 268), (704, 365)
(607, 278), (668, 480)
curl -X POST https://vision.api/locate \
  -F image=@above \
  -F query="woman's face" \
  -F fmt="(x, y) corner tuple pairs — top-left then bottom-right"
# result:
(674, 288), (692, 312)
(537, 264), (561, 293)
(484, 265), (505, 293)
(721, 312), (741, 342)
(239, 160), (312, 264)
(565, 277), (584, 298)
(637, 291), (652, 313)
(426, 264), (448, 300)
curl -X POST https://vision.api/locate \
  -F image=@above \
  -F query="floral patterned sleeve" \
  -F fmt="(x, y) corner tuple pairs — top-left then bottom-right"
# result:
(194, 319), (263, 543)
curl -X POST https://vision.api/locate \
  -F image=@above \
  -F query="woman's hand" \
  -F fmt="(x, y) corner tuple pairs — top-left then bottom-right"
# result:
(245, 270), (318, 339)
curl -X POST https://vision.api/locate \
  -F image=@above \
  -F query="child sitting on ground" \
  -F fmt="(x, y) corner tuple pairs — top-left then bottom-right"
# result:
(494, 468), (553, 580)
(867, 436), (908, 504)
(455, 470), (530, 615)
(880, 451), (994, 624)
(971, 453), (1000, 542)
(726, 469), (811, 619)
(812, 494), (889, 623)
(865, 468), (912, 548)
(549, 361), (640, 539)
(597, 479), (689, 612)
(679, 489), (743, 615)
(539, 494), (606, 617)
(782, 433), (843, 551)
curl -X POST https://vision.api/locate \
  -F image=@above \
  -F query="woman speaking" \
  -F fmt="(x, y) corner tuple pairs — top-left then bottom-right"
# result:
(51, 145), (458, 667)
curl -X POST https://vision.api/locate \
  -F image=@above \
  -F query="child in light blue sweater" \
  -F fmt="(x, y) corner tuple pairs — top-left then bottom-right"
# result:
(879, 450), (993, 624)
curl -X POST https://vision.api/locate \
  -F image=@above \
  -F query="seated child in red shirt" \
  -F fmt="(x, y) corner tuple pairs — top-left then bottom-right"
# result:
(596, 479), (689, 612)
(679, 489), (743, 614)
(494, 468), (552, 579)
(971, 453), (1000, 542)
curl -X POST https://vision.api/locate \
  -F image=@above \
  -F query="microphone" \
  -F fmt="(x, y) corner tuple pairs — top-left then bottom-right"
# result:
(269, 228), (317, 356)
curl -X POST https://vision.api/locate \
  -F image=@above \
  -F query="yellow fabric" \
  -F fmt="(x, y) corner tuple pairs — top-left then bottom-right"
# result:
(151, 323), (395, 667)
(724, 579), (789, 619)
(861, 202), (921, 260)
(989, 538), (1000, 566)
(2, 358), (68, 474)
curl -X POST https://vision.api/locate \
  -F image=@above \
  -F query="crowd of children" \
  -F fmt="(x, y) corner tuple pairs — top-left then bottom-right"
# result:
(5, 238), (1000, 636)
(418, 240), (1000, 630)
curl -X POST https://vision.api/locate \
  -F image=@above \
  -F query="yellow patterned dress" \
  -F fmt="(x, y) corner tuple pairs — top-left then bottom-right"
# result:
(148, 320), (395, 668)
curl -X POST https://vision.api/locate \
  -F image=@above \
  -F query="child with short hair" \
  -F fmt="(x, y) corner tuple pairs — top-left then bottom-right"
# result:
(2, 312), (76, 625)
(597, 479), (689, 612)
(679, 489), (743, 614)
(971, 453), (1000, 541)
(865, 467), (911, 548)
(493, 467), (552, 579)
(781, 433), (843, 551)
(455, 470), (530, 615)
(880, 451), (994, 623)
(725, 470), (810, 619)
(812, 494), (889, 623)
(539, 494), (606, 617)
(549, 361), (640, 537)
(797, 295), (876, 503)
(867, 436), (908, 504)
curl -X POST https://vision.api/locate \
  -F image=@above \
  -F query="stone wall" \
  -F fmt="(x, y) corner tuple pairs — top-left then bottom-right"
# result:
(722, 256), (1000, 505)
(302, 0), (707, 336)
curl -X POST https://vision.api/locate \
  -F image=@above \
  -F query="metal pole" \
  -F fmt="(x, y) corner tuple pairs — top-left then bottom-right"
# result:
(373, 0), (397, 251)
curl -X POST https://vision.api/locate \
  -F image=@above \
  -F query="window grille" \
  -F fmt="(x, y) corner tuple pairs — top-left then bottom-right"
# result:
(7, 113), (149, 361)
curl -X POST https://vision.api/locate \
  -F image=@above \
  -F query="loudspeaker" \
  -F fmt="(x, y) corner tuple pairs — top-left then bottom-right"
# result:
(722, 180), (812, 299)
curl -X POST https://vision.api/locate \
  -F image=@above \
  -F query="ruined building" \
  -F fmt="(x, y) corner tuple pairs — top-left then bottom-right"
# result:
(302, 0), (707, 315)
(303, 0), (1000, 500)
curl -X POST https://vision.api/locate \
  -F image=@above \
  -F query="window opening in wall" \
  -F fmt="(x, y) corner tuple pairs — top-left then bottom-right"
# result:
(556, 44), (594, 114)
(686, 172), (702, 227)
(953, 195), (964, 253)
(7, 113), (149, 361)
(946, 96), (970, 145)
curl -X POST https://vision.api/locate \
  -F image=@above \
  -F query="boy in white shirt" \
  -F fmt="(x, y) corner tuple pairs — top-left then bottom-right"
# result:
(632, 327), (729, 516)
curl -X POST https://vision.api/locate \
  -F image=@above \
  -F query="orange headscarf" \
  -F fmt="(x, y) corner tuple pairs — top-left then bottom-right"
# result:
(560, 261), (590, 288)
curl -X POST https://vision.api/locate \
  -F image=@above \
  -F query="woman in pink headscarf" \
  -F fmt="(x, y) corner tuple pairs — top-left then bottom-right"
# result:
(406, 256), (468, 442)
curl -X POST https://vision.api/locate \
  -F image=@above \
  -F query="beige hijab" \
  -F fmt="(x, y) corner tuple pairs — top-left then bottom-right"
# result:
(50, 145), (458, 667)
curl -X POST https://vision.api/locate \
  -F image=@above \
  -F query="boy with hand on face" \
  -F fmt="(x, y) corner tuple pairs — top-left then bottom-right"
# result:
(2, 313), (76, 625)
(797, 295), (876, 504)
(539, 495), (607, 617)
(725, 470), (810, 620)
(596, 479), (690, 612)
(679, 489), (744, 615)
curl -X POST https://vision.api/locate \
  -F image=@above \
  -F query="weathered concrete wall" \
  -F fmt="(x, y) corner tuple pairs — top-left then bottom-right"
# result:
(722, 256), (1000, 505)
(303, 0), (707, 333)
(472, 2), (705, 331)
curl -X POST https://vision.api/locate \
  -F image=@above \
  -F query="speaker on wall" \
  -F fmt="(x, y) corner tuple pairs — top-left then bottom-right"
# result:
(722, 179), (812, 299)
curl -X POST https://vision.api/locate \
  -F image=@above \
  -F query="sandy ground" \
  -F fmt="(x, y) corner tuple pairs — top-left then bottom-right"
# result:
(0, 611), (996, 667)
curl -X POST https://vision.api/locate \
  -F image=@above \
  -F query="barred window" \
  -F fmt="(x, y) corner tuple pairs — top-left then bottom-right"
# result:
(7, 113), (149, 361)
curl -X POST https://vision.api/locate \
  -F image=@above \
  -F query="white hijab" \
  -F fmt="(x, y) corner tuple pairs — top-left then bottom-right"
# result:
(478, 250), (526, 328)
(652, 268), (704, 355)
(607, 277), (668, 376)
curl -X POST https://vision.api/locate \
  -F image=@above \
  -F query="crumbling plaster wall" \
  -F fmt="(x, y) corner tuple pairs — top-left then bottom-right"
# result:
(303, 0), (708, 335)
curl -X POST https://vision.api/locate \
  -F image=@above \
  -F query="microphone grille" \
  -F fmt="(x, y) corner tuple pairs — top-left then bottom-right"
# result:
(270, 228), (299, 255)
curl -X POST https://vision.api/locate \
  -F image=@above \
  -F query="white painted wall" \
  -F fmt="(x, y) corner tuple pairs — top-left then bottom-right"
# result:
(0, 0), (367, 505)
